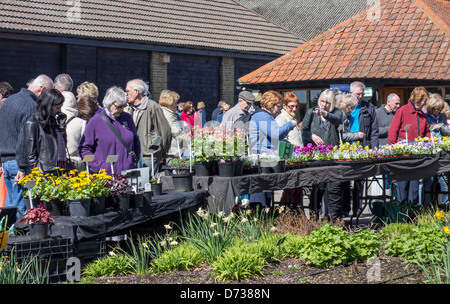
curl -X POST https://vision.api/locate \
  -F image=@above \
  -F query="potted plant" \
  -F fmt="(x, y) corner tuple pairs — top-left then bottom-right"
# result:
(65, 170), (92, 217)
(108, 174), (132, 210)
(88, 169), (112, 215)
(150, 178), (163, 196)
(170, 158), (193, 192)
(19, 203), (55, 239)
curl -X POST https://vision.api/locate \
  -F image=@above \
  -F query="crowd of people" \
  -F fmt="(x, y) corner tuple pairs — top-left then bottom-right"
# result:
(0, 74), (448, 222)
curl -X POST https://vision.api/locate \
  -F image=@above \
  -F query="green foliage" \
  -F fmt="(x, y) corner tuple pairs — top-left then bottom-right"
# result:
(379, 222), (415, 242)
(348, 229), (381, 261)
(82, 252), (134, 278)
(0, 254), (49, 284)
(211, 243), (268, 282)
(384, 223), (446, 263)
(150, 242), (205, 274)
(282, 233), (309, 258)
(300, 224), (354, 268)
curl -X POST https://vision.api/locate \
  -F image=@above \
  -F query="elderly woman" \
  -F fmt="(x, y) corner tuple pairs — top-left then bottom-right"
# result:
(24, 89), (68, 173)
(249, 90), (297, 154)
(424, 93), (449, 206)
(248, 90), (298, 208)
(301, 89), (345, 221)
(159, 90), (190, 163)
(388, 87), (430, 205)
(80, 86), (140, 175)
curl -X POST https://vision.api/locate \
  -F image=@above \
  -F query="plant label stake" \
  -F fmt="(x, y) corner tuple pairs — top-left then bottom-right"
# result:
(82, 155), (95, 178)
(337, 124), (344, 143)
(276, 235), (286, 259)
(404, 124), (411, 143)
(106, 155), (118, 175)
(24, 180), (37, 209)
(148, 136), (162, 180)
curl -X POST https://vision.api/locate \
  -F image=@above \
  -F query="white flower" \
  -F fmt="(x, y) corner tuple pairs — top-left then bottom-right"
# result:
(241, 218), (248, 224)
(164, 224), (172, 230)
(213, 230), (219, 237)
(160, 240), (167, 247)
(241, 198), (249, 207)
(108, 250), (116, 256)
(196, 207), (204, 216)
(223, 216), (230, 223)
(142, 242), (148, 248)
(246, 209), (252, 215)
(218, 211), (225, 218)
(210, 222), (217, 228)
(170, 240), (178, 246)
(253, 218), (258, 223)
(270, 226), (277, 232)
(264, 207), (271, 214)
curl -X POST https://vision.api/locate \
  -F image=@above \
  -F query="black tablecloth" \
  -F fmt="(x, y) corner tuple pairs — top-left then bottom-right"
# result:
(49, 189), (207, 243)
(191, 152), (450, 213)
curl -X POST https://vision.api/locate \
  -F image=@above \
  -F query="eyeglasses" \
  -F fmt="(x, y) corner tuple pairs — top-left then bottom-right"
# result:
(287, 104), (298, 110)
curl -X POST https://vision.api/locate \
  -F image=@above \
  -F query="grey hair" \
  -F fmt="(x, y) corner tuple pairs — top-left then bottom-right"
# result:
(29, 74), (53, 90)
(386, 93), (400, 103)
(319, 89), (335, 112)
(102, 86), (127, 108)
(54, 73), (73, 91)
(127, 79), (150, 96)
(349, 81), (365, 92)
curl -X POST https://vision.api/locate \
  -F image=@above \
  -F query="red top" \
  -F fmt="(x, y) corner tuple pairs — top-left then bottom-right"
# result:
(388, 102), (430, 145)
(180, 112), (196, 136)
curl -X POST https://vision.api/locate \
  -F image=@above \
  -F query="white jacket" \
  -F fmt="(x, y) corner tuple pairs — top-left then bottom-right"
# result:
(161, 106), (190, 157)
(62, 105), (86, 171)
(275, 109), (303, 147)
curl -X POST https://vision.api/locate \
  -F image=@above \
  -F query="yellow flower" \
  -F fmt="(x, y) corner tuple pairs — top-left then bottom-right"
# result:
(443, 226), (450, 235)
(434, 210), (444, 222)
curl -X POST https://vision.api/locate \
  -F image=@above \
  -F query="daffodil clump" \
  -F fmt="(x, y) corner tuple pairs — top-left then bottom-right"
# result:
(332, 141), (375, 160)
(18, 167), (112, 202)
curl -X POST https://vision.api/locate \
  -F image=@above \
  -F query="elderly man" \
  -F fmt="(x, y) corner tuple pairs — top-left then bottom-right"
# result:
(220, 90), (255, 128)
(349, 81), (379, 149)
(125, 79), (172, 177)
(376, 93), (401, 146)
(0, 74), (53, 214)
(54, 73), (73, 92)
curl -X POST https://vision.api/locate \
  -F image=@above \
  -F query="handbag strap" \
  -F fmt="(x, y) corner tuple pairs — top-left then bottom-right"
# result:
(99, 112), (137, 161)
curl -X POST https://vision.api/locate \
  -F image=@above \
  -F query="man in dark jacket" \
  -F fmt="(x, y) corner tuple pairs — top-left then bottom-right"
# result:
(348, 81), (379, 217)
(376, 93), (401, 146)
(349, 81), (379, 149)
(0, 74), (53, 214)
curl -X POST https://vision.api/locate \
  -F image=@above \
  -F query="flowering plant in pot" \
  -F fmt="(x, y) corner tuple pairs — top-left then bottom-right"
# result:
(107, 174), (132, 210)
(19, 203), (55, 239)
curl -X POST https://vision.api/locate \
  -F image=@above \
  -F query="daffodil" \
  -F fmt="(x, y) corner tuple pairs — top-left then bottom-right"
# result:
(213, 230), (219, 237)
(443, 226), (450, 235)
(434, 210), (444, 222)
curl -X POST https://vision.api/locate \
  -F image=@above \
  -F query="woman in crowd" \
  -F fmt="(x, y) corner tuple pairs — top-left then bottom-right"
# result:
(388, 86), (430, 205)
(80, 86), (140, 175)
(77, 95), (99, 122)
(24, 89), (68, 174)
(336, 93), (364, 217)
(61, 91), (86, 171)
(301, 89), (345, 221)
(248, 90), (298, 208)
(180, 101), (198, 136)
(197, 101), (207, 127)
(275, 92), (302, 207)
(159, 89), (190, 164)
(423, 93), (449, 206)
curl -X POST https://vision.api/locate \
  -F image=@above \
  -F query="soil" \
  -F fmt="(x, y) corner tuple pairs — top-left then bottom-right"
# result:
(92, 255), (427, 285)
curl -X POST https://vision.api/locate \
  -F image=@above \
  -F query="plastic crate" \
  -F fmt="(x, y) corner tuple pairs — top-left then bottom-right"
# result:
(5, 235), (72, 261)
(73, 235), (107, 262)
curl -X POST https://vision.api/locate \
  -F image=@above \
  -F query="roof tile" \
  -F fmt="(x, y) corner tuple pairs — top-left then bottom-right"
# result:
(239, 0), (450, 84)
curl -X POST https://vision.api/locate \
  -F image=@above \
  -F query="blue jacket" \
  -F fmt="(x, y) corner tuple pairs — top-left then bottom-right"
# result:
(249, 110), (294, 154)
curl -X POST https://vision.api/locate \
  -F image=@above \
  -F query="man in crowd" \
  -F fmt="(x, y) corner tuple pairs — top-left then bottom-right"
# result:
(0, 74), (53, 214)
(220, 90), (255, 128)
(125, 79), (172, 177)
(54, 73), (74, 93)
(376, 93), (401, 146)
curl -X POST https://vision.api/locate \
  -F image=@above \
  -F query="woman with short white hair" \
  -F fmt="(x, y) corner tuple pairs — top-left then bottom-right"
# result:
(80, 86), (140, 175)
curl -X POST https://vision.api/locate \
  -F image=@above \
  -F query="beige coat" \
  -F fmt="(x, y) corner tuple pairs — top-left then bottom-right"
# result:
(275, 109), (303, 147)
(62, 105), (86, 171)
(125, 96), (172, 159)
(161, 106), (190, 157)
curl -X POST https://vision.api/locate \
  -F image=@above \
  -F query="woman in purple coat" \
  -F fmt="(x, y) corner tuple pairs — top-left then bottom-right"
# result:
(79, 86), (140, 175)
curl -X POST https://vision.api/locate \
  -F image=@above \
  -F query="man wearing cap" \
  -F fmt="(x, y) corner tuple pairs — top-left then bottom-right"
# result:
(220, 91), (255, 128)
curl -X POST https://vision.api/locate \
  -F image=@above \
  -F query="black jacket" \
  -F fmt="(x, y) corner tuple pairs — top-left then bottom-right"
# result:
(358, 100), (379, 148)
(24, 116), (66, 172)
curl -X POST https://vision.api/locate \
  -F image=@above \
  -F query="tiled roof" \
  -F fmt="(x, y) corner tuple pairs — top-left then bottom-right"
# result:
(239, 0), (450, 85)
(0, 0), (302, 56)
(235, 0), (372, 41)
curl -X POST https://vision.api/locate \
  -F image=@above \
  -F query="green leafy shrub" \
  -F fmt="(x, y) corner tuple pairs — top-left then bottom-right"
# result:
(282, 233), (309, 258)
(300, 224), (354, 268)
(384, 223), (446, 263)
(82, 252), (134, 278)
(348, 229), (381, 261)
(150, 242), (205, 274)
(211, 244), (268, 282)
